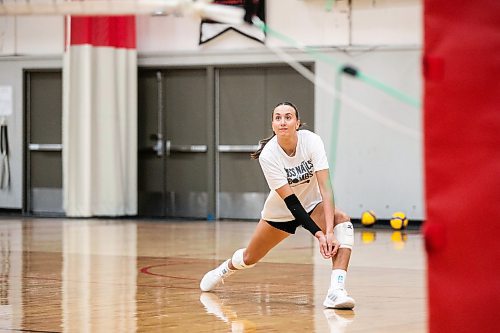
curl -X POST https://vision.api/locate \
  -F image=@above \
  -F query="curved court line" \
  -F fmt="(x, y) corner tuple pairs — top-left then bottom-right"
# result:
(139, 261), (316, 287)
(140, 264), (197, 280)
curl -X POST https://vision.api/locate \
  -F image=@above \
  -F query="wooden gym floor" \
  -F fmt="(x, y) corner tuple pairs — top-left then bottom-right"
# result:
(0, 218), (426, 332)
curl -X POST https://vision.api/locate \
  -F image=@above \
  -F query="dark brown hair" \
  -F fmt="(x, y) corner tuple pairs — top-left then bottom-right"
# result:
(250, 102), (305, 160)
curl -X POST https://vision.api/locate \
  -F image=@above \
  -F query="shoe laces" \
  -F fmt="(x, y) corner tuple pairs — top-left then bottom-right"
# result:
(329, 288), (348, 300)
(216, 266), (235, 284)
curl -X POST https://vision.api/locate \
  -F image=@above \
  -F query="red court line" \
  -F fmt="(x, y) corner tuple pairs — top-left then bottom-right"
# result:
(140, 264), (197, 281)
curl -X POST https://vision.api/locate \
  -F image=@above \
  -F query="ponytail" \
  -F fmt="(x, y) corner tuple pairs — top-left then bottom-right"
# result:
(250, 101), (305, 160)
(250, 133), (275, 160)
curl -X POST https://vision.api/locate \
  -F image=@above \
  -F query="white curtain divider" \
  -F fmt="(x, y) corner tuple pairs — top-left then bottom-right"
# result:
(63, 45), (137, 217)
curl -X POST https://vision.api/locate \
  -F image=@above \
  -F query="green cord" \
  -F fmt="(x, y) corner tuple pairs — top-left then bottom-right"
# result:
(357, 72), (421, 108)
(330, 69), (343, 173)
(325, 0), (335, 12)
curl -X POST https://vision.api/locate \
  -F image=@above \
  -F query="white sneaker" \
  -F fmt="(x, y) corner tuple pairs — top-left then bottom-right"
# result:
(200, 259), (235, 292)
(323, 288), (355, 309)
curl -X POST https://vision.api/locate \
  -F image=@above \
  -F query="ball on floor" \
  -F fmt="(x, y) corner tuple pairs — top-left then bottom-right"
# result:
(390, 211), (409, 230)
(361, 210), (377, 228)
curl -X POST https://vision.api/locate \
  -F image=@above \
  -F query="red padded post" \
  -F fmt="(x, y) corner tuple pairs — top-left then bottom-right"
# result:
(423, 1), (500, 332)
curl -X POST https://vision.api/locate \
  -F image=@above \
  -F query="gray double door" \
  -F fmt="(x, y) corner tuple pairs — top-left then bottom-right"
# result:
(23, 66), (313, 218)
(138, 66), (314, 219)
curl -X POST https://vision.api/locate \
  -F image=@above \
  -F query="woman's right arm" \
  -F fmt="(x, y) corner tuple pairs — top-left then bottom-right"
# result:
(274, 184), (333, 259)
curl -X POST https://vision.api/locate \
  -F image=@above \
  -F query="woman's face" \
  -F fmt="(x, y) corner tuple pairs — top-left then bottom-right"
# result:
(272, 104), (300, 138)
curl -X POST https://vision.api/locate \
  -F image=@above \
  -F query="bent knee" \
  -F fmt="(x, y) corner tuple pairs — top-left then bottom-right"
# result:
(335, 210), (350, 223)
(243, 251), (259, 266)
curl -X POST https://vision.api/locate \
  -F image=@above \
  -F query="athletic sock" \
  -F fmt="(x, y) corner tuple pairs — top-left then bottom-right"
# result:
(221, 259), (235, 273)
(330, 269), (347, 290)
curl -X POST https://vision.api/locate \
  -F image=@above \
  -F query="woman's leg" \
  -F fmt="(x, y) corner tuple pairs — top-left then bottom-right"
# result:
(200, 219), (290, 291)
(229, 219), (290, 269)
(310, 203), (356, 309)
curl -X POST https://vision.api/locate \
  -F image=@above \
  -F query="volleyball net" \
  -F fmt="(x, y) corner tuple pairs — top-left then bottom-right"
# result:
(0, 0), (244, 24)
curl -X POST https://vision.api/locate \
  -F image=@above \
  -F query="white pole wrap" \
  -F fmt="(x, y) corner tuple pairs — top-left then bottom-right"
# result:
(63, 17), (137, 217)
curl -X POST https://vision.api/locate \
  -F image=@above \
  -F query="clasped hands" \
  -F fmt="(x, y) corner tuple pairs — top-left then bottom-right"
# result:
(315, 231), (339, 259)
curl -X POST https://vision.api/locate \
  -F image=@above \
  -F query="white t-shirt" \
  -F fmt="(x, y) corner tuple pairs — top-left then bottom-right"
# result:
(259, 130), (329, 222)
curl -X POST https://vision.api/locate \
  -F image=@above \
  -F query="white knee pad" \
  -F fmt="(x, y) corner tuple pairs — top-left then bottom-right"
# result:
(334, 221), (354, 250)
(231, 248), (256, 270)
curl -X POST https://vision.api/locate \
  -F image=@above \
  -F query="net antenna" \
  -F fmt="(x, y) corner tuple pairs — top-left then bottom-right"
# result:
(0, 0), (245, 24)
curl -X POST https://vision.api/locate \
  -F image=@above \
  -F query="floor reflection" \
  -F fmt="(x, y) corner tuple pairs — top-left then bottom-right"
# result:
(0, 222), (22, 331)
(62, 221), (137, 333)
(360, 229), (410, 249)
(200, 293), (257, 333)
(200, 291), (356, 333)
(0, 219), (425, 332)
(391, 231), (408, 250)
(323, 309), (355, 333)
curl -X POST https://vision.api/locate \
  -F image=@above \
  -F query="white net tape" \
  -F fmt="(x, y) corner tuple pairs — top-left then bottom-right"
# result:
(0, 0), (244, 24)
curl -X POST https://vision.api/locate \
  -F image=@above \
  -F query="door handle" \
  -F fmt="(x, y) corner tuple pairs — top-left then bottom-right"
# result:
(170, 144), (207, 153)
(218, 145), (259, 153)
(149, 136), (207, 155)
(29, 143), (63, 151)
(150, 134), (164, 157)
(166, 140), (171, 156)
